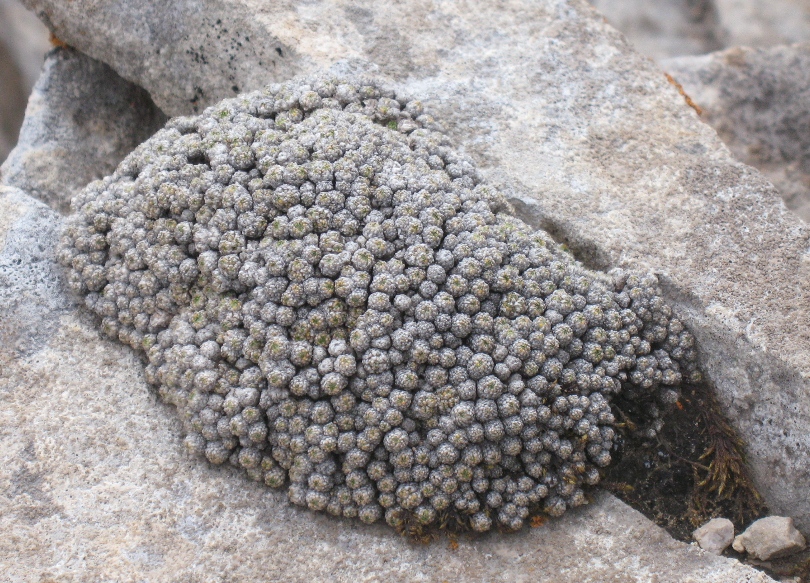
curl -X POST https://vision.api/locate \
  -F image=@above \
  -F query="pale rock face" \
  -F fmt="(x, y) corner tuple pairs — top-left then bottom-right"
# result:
(0, 46), (166, 212)
(0, 186), (68, 357)
(732, 516), (807, 560)
(12, 0), (810, 532)
(588, 0), (810, 61)
(663, 43), (810, 222)
(693, 517), (735, 555)
(587, 6), (810, 222)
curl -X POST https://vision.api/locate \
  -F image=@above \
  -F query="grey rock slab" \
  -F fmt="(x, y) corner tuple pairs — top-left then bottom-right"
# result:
(0, 188), (776, 582)
(22, 0), (303, 116)
(588, 0), (724, 61)
(0, 0), (49, 164)
(0, 0), (50, 91)
(732, 516), (807, 560)
(0, 46), (166, 213)
(664, 43), (810, 222)
(694, 517), (735, 555)
(0, 186), (71, 359)
(14, 0), (810, 535)
(588, 0), (810, 61)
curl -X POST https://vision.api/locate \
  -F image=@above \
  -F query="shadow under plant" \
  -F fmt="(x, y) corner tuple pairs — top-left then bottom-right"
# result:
(604, 380), (810, 581)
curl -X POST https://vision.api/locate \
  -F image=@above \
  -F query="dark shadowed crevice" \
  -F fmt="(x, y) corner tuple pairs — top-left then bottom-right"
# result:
(508, 196), (614, 272)
(0, 37), (28, 164)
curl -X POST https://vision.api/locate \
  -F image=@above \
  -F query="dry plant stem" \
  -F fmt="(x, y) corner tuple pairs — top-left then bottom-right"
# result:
(681, 383), (764, 528)
(694, 383), (763, 506)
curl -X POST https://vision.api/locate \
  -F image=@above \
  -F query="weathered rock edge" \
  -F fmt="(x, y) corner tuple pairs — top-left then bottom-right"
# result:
(0, 46), (166, 213)
(663, 42), (810, 222)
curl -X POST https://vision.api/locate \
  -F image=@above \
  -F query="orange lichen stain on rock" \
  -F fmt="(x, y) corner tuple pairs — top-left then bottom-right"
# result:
(664, 72), (704, 116)
(49, 33), (70, 49)
(530, 515), (547, 528)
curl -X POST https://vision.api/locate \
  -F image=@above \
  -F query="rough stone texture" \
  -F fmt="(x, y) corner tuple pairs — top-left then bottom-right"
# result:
(0, 187), (70, 359)
(732, 516), (807, 560)
(588, 0), (724, 61)
(0, 0), (50, 163)
(0, 186), (776, 583)
(588, 0), (810, 61)
(664, 43), (810, 222)
(14, 0), (810, 537)
(693, 517), (735, 555)
(0, 46), (166, 212)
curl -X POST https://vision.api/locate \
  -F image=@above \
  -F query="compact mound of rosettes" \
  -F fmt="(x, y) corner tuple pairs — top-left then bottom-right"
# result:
(59, 75), (700, 532)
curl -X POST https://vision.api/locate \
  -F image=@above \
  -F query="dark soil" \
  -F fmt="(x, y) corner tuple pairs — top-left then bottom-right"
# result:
(603, 381), (808, 582)
(603, 381), (765, 540)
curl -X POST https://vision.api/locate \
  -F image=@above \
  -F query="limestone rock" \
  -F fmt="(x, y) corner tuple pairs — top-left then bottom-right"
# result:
(0, 46), (166, 213)
(0, 0), (50, 163)
(587, 0), (724, 61)
(664, 43), (810, 222)
(732, 516), (807, 560)
(0, 186), (70, 358)
(693, 518), (735, 555)
(588, 0), (810, 61)
(15, 0), (810, 534)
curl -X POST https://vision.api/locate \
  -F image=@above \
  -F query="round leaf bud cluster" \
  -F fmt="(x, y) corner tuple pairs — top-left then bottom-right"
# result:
(59, 75), (699, 532)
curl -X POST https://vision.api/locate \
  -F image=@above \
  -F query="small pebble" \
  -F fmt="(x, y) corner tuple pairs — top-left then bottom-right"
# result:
(732, 516), (806, 560)
(693, 517), (734, 555)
